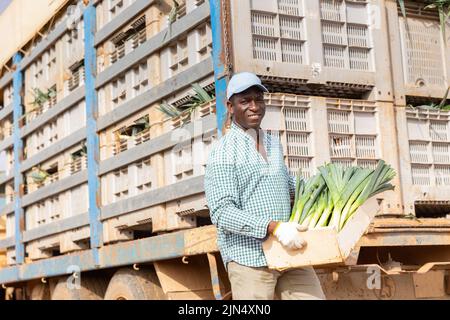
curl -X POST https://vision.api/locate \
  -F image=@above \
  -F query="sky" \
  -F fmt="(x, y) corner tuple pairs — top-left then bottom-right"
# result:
(0, 0), (12, 15)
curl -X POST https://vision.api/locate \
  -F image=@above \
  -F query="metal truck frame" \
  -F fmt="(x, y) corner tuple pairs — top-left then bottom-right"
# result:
(0, 0), (449, 300)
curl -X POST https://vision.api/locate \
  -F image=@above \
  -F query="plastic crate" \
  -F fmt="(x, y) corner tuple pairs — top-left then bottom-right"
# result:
(25, 234), (62, 261)
(396, 107), (450, 215)
(99, 103), (165, 160)
(326, 98), (379, 169)
(391, 1), (450, 100)
(25, 100), (86, 159)
(23, 44), (59, 106)
(107, 115), (152, 158)
(98, 1), (212, 116)
(25, 196), (63, 231)
(159, 78), (216, 134)
(4, 183), (14, 205)
(24, 182), (89, 261)
(0, 217), (5, 267)
(59, 183), (90, 254)
(6, 248), (15, 266)
(24, 144), (87, 195)
(3, 83), (13, 107)
(103, 205), (162, 244)
(230, 0), (378, 88)
(5, 213), (14, 238)
(98, 59), (149, 116)
(101, 152), (199, 244)
(0, 116), (13, 142)
(261, 93), (315, 179)
(159, 21), (212, 82)
(101, 156), (158, 206)
(101, 99), (216, 243)
(163, 121), (217, 185)
(63, 60), (85, 98)
(98, 14), (148, 72)
(4, 148), (14, 177)
(99, 77), (215, 160)
(25, 118), (60, 159)
(96, 0), (138, 30)
(103, 198), (201, 244)
(162, 100), (216, 134)
(97, 4), (211, 114)
(261, 93), (403, 214)
(5, 213), (14, 265)
(62, 19), (85, 71)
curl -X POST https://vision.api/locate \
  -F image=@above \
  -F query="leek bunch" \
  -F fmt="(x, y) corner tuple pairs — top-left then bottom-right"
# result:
(289, 161), (396, 231)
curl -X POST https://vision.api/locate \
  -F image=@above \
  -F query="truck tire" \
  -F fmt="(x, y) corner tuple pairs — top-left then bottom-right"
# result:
(29, 283), (50, 300)
(104, 268), (166, 300)
(51, 275), (108, 300)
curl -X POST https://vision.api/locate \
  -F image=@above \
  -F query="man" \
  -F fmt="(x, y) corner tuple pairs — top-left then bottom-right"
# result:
(204, 72), (325, 300)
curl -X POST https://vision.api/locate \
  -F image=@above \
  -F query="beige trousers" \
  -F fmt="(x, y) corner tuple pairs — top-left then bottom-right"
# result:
(228, 261), (326, 300)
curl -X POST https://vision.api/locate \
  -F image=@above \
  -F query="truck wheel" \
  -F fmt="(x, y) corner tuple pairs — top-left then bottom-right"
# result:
(104, 268), (166, 300)
(51, 275), (108, 300)
(29, 283), (50, 300)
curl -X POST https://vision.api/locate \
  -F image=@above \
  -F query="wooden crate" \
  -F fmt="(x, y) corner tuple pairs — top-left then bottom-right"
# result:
(263, 197), (381, 270)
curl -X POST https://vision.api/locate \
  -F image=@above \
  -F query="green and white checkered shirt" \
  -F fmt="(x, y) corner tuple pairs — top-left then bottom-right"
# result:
(205, 122), (296, 268)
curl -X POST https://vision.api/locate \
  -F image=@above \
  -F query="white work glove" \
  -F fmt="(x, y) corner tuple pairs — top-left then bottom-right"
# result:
(273, 222), (308, 250)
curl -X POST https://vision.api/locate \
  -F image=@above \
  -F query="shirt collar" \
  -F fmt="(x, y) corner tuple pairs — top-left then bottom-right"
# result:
(230, 121), (269, 146)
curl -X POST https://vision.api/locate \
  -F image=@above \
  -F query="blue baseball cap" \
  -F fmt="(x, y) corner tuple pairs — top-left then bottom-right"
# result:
(226, 72), (268, 100)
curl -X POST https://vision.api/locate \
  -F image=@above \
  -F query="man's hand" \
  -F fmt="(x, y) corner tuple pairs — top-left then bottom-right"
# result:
(271, 222), (308, 250)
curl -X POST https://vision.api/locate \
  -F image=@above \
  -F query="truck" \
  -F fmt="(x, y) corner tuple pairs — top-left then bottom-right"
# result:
(0, 0), (449, 300)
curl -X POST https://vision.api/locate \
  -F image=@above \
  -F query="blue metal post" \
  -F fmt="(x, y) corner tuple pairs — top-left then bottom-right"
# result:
(12, 53), (24, 264)
(83, 1), (102, 265)
(209, 0), (230, 137)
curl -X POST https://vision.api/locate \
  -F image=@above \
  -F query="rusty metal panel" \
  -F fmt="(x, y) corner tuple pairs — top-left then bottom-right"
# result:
(413, 270), (446, 299)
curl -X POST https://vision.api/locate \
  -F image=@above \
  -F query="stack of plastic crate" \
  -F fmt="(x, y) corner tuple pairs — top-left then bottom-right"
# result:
(0, 178), (15, 265)
(261, 93), (403, 215)
(0, 215), (5, 267)
(229, 0), (387, 96)
(0, 83), (14, 177)
(396, 107), (450, 216)
(95, 1), (165, 243)
(22, 142), (90, 260)
(95, 0), (215, 243)
(386, 0), (450, 103)
(385, 0), (450, 216)
(16, 3), (89, 261)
